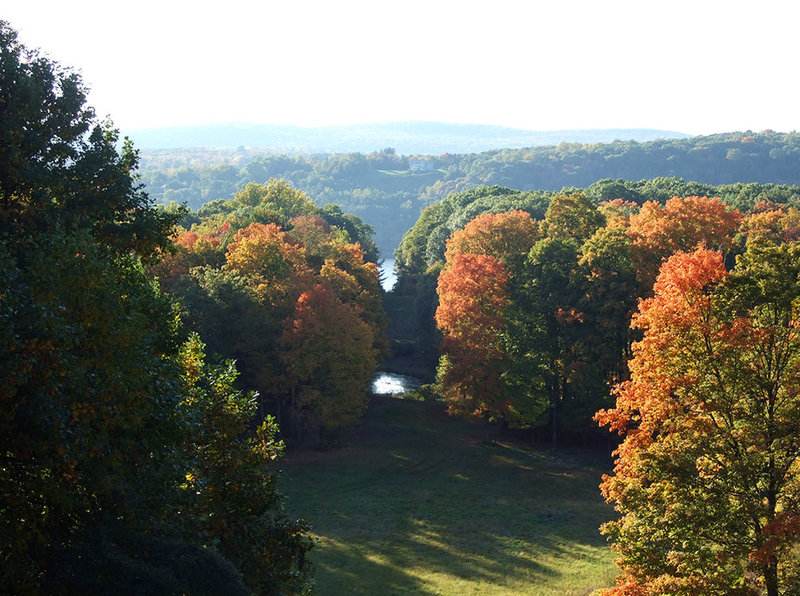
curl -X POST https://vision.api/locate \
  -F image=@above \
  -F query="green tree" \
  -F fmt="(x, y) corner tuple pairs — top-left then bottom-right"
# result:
(0, 22), (179, 260)
(597, 245), (800, 595)
(516, 236), (584, 446)
(0, 23), (312, 592)
(540, 191), (605, 242)
(178, 336), (313, 593)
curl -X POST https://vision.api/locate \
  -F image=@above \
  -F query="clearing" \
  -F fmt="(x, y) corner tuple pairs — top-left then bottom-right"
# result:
(280, 394), (617, 595)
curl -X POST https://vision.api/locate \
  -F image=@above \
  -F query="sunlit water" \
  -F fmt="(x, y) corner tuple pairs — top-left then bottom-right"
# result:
(371, 371), (423, 395)
(379, 258), (397, 292)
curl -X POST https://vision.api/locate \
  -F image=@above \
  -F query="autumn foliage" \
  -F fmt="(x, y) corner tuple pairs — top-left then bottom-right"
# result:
(159, 182), (387, 442)
(433, 188), (800, 592)
(436, 252), (510, 418)
(597, 245), (800, 594)
(626, 195), (742, 286)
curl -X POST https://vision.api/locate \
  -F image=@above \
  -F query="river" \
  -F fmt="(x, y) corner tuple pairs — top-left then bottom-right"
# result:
(373, 259), (424, 394)
(371, 371), (423, 395)
(379, 258), (396, 292)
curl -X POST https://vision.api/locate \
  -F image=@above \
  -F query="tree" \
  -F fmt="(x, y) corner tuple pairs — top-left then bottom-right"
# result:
(515, 236), (585, 445)
(0, 22), (179, 260)
(435, 252), (514, 419)
(169, 213), (386, 441)
(597, 245), (800, 595)
(0, 23), (312, 592)
(178, 335), (313, 593)
(626, 195), (742, 287)
(444, 209), (540, 268)
(540, 191), (605, 242)
(0, 231), (191, 588)
(224, 222), (311, 308)
(280, 284), (376, 442)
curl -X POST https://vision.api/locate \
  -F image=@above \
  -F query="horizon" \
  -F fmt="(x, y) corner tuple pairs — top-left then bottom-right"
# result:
(5, 2), (800, 136)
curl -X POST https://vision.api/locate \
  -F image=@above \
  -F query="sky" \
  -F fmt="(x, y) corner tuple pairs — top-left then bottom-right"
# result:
(5, 1), (800, 136)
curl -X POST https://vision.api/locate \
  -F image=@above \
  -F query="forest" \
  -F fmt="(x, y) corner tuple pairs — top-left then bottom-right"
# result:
(391, 181), (800, 593)
(3, 17), (800, 595)
(136, 130), (800, 257)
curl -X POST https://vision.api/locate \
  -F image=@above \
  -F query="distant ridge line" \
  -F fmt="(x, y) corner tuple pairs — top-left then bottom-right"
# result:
(123, 121), (692, 154)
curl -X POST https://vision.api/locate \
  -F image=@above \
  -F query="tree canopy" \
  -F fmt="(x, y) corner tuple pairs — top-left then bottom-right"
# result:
(597, 244), (800, 594)
(0, 21), (312, 593)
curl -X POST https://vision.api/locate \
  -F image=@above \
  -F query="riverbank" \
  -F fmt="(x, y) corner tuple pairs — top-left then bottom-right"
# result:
(377, 352), (437, 384)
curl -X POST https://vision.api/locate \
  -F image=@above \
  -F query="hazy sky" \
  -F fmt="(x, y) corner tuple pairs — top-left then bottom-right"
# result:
(5, 1), (799, 135)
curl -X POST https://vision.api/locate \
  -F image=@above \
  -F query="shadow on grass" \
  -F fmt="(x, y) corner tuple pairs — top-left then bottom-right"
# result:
(280, 396), (616, 595)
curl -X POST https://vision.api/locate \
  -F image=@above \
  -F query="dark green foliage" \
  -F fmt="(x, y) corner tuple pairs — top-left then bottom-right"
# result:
(45, 524), (249, 596)
(0, 22), (312, 593)
(0, 22), (182, 260)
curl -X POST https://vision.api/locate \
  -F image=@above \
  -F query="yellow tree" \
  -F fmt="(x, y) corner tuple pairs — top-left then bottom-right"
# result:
(597, 245), (800, 595)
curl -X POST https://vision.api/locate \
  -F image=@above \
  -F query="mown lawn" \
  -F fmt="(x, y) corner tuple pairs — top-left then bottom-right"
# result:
(280, 395), (617, 595)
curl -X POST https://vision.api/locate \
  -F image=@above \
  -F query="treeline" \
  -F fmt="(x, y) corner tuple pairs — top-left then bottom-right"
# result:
(140, 148), (437, 255)
(405, 183), (800, 591)
(1, 22), (317, 593)
(138, 131), (800, 256)
(395, 180), (800, 444)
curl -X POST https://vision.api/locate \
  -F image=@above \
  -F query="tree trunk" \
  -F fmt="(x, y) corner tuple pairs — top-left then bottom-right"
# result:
(764, 558), (779, 596)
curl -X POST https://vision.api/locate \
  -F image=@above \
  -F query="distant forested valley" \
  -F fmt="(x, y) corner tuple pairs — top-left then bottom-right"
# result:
(139, 130), (800, 256)
(7, 14), (800, 593)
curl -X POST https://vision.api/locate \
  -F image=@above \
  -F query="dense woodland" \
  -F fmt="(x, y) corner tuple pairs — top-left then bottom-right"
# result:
(138, 131), (800, 256)
(0, 23), (314, 593)
(4, 17), (800, 596)
(396, 183), (800, 593)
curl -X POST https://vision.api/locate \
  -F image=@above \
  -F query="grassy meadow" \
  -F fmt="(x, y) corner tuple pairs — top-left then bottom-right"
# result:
(279, 394), (617, 594)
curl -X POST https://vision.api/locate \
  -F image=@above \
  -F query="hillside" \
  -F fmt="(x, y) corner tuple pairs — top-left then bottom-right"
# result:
(280, 393), (616, 594)
(124, 121), (689, 154)
(139, 130), (800, 257)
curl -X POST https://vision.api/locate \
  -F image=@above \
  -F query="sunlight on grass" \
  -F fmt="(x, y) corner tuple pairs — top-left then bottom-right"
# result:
(281, 396), (617, 594)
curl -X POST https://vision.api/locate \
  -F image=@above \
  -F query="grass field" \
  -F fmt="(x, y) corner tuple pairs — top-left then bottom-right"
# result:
(279, 395), (618, 594)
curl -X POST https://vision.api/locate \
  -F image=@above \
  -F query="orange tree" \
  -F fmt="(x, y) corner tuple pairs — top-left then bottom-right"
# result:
(435, 252), (515, 419)
(435, 211), (549, 424)
(280, 284), (376, 441)
(626, 195), (742, 287)
(597, 244), (800, 595)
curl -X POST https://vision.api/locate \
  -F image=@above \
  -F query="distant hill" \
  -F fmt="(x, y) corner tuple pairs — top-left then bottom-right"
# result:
(137, 130), (800, 257)
(123, 121), (691, 154)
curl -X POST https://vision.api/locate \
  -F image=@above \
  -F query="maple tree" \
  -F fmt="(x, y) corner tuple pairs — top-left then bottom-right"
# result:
(280, 284), (376, 440)
(435, 252), (514, 419)
(597, 245), (800, 595)
(435, 209), (553, 424)
(444, 209), (540, 268)
(626, 195), (742, 287)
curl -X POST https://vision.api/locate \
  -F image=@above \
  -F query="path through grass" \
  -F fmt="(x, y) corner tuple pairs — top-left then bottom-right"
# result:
(280, 395), (617, 594)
